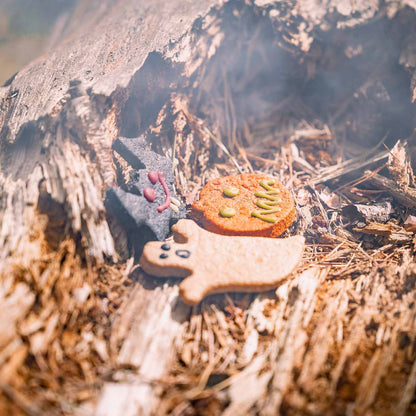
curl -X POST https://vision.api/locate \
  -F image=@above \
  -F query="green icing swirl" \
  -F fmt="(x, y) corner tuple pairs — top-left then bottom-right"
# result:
(255, 200), (281, 210)
(251, 179), (282, 223)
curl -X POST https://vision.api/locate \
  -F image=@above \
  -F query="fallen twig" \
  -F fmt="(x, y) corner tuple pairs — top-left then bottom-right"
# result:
(310, 149), (389, 185)
(364, 172), (416, 209)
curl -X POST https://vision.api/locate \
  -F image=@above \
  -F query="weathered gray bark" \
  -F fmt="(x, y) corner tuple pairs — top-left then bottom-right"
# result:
(1, 1), (416, 415)
(0, 2), (221, 414)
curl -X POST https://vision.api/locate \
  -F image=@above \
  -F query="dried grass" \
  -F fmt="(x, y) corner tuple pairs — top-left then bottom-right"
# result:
(145, 8), (416, 414)
(2, 3), (416, 415)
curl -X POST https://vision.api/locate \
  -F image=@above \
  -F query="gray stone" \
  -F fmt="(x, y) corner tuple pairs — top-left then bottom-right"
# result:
(113, 137), (174, 183)
(106, 137), (186, 257)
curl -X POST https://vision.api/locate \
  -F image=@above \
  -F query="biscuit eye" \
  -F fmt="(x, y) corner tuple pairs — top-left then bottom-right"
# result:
(144, 187), (156, 202)
(160, 253), (169, 259)
(161, 243), (171, 251)
(219, 187), (240, 219)
(223, 187), (240, 198)
(148, 171), (159, 184)
(220, 207), (236, 218)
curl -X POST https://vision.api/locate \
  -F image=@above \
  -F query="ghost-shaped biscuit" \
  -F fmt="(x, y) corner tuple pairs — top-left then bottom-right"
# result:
(140, 219), (305, 305)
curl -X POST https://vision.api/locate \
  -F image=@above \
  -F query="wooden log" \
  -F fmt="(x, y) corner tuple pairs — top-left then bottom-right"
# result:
(1, 1), (416, 416)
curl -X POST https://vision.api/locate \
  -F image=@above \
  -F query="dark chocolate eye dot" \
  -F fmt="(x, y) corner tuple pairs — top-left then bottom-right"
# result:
(175, 250), (191, 259)
(160, 253), (168, 259)
(161, 243), (171, 251)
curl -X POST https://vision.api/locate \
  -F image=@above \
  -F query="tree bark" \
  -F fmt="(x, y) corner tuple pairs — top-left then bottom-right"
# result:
(1, 1), (416, 415)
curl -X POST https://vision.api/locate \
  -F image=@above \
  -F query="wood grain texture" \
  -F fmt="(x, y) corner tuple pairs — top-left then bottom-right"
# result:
(0, 1), (416, 415)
